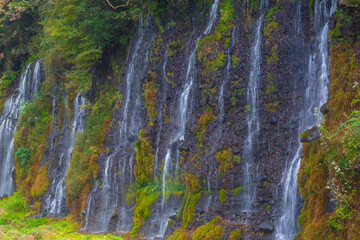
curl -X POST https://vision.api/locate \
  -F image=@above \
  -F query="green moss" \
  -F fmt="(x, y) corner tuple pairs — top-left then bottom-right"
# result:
(229, 229), (242, 240)
(267, 45), (279, 64)
(233, 187), (243, 197)
(167, 39), (183, 57)
(182, 191), (202, 228)
(126, 183), (161, 237)
(266, 204), (272, 211)
(195, 110), (216, 152)
(309, 0), (315, 13)
(215, 0), (235, 41)
(192, 218), (223, 240)
(266, 6), (279, 22)
(300, 132), (308, 141)
(168, 229), (187, 240)
(197, 36), (227, 78)
(216, 147), (233, 178)
(266, 74), (276, 95)
(134, 129), (155, 186)
(264, 100), (280, 113)
(219, 189), (228, 204)
(232, 55), (240, 69)
(234, 155), (241, 164)
(197, 0), (234, 100)
(181, 173), (202, 228)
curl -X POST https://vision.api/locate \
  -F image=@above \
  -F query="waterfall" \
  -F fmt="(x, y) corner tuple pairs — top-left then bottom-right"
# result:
(275, 0), (337, 239)
(158, 0), (220, 237)
(241, 0), (268, 216)
(45, 93), (86, 216)
(84, 16), (155, 233)
(154, 51), (168, 176)
(0, 60), (43, 197)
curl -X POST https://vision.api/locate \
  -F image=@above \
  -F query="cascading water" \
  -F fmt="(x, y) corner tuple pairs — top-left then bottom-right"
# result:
(147, 52), (170, 239)
(205, 26), (236, 213)
(0, 60), (42, 197)
(160, 0), (220, 236)
(84, 16), (155, 233)
(154, 51), (168, 176)
(276, 0), (337, 239)
(241, 0), (268, 215)
(45, 93), (86, 216)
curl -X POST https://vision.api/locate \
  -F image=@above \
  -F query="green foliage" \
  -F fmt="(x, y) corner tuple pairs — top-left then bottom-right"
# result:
(42, 0), (123, 92)
(251, 0), (260, 11)
(0, 1), (41, 72)
(0, 71), (18, 90)
(0, 193), (28, 225)
(219, 189), (228, 204)
(0, 70), (20, 112)
(14, 94), (53, 202)
(0, 192), (122, 239)
(14, 147), (31, 173)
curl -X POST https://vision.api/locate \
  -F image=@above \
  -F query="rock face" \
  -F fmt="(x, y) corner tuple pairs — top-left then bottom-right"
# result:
(320, 102), (329, 115)
(0, 0), (344, 239)
(300, 126), (321, 143)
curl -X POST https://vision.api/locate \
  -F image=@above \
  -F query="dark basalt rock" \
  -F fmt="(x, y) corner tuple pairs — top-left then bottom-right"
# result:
(256, 223), (275, 233)
(233, 146), (242, 155)
(270, 116), (278, 125)
(128, 135), (138, 143)
(320, 102), (329, 115)
(0, 194), (8, 200)
(300, 126), (321, 143)
(178, 142), (189, 151)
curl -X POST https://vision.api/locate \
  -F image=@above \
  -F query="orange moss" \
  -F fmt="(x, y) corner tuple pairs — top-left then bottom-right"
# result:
(31, 163), (50, 201)
(143, 71), (159, 126)
(195, 110), (216, 152)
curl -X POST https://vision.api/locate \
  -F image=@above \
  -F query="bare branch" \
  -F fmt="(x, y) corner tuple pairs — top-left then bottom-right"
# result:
(105, 0), (130, 9)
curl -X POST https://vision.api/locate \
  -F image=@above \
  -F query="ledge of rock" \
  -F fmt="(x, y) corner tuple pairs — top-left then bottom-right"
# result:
(300, 126), (321, 142)
(255, 223), (275, 233)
